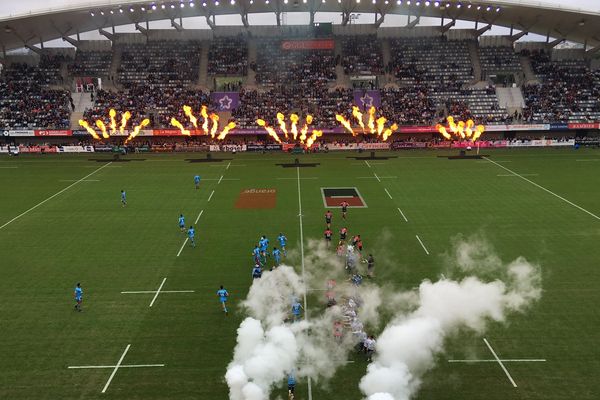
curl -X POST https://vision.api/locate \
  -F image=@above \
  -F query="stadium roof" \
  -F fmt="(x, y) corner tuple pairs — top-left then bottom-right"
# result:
(1, 0), (600, 52)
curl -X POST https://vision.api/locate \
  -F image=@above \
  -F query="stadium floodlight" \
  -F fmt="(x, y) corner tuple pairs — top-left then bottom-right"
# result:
(119, 8), (123, 13)
(171, 3), (176, 8)
(203, 1), (207, 5)
(215, 0), (220, 4)
(372, 0), (376, 3)
(284, 0), (288, 3)
(151, 4), (157, 10)
(434, 0), (439, 6)
(384, 0), (389, 4)
(181, 1), (185, 7)
(100, 10), (105, 15)
(486, 5), (491, 11)
(110, 9), (114, 14)
(90, 11), (95, 16)
(130, 6), (135, 12)
(467, 3), (471, 8)
(231, 0), (235, 4)
(456, 2), (461, 8)
(190, 1), (195, 6)
(416, 0), (420, 5)
(425, 1), (430, 5)
(496, 7), (500, 12)
(397, 0), (401, 4)
(406, 0), (410, 5)
(265, 0), (269, 4)
(476, 5), (481, 9)
(322, 0), (326, 3)
(161, 3), (166, 8)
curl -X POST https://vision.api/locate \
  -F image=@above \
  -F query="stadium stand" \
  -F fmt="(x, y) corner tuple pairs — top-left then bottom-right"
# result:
(68, 50), (112, 77)
(479, 46), (522, 75)
(340, 35), (384, 76)
(208, 37), (248, 77)
(117, 41), (201, 88)
(0, 62), (70, 129)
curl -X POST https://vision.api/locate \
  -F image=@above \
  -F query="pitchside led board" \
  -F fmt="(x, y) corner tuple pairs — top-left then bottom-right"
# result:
(321, 187), (368, 208)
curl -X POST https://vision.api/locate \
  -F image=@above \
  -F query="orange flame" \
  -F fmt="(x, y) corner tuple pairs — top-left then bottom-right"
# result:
(382, 123), (398, 141)
(201, 105), (209, 133)
(256, 119), (282, 143)
(78, 120), (100, 140)
(119, 111), (131, 134)
(217, 122), (236, 140)
(367, 106), (376, 134)
(435, 124), (452, 140)
(276, 113), (289, 140)
(125, 119), (150, 143)
(352, 106), (365, 131)
(183, 105), (198, 128)
(300, 115), (313, 142)
(336, 114), (355, 136)
(376, 116), (386, 136)
(209, 113), (219, 138)
(95, 120), (109, 139)
(290, 114), (299, 141)
(170, 118), (191, 136)
(306, 130), (323, 148)
(109, 109), (117, 135)
(437, 117), (485, 142)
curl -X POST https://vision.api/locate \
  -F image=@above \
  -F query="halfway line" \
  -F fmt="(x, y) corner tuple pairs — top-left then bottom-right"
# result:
(448, 359), (546, 363)
(149, 278), (167, 308)
(207, 190), (215, 202)
(416, 235), (429, 255)
(397, 207), (408, 222)
(0, 161), (112, 230)
(218, 175), (224, 184)
(226, 161), (231, 170)
(176, 238), (189, 257)
(484, 157), (600, 221)
(364, 160), (372, 168)
(69, 364), (165, 369)
(102, 344), (130, 393)
(374, 173), (381, 182)
(483, 338), (517, 388)
(195, 209), (204, 224)
(384, 188), (393, 199)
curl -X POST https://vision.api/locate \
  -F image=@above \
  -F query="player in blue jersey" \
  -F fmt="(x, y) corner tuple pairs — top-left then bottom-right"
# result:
(120, 190), (127, 207)
(178, 214), (185, 232)
(273, 247), (282, 267)
(194, 175), (201, 189)
(252, 245), (262, 265)
(252, 264), (262, 279)
(278, 233), (287, 256)
(74, 282), (83, 312)
(187, 225), (196, 247)
(291, 299), (303, 322)
(287, 371), (296, 399)
(217, 285), (229, 315)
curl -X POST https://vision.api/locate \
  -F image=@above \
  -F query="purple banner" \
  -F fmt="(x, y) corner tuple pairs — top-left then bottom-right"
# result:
(211, 92), (240, 111)
(353, 90), (381, 109)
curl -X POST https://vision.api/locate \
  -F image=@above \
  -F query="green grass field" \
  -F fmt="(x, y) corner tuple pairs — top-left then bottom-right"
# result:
(1, 148), (599, 400)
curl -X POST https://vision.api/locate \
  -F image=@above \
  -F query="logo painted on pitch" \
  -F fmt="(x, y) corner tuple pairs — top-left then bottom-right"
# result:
(320, 187), (367, 208)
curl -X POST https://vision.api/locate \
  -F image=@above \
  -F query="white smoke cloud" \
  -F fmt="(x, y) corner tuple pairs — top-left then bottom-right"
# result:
(359, 238), (542, 400)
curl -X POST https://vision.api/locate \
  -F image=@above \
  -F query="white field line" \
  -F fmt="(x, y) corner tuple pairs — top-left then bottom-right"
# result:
(0, 161), (112, 230)
(484, 156), (600, 221)
(384, 188), (393, 199)
(149, 278), (167, 308)
(218, 175), (224, 184)
(101, 344), (130, 393)
(277, 177), (318, 180)
(576, 159), (600, 162)
(226, 161), (231, 170)
(296, 166), (312, 400)
(207, 190), (215, 202)
(69, 364), (165, 369)
(195, 209), (204, 224)
(364, 160), (372, 168)
(374, 173), (381, 182)
(497, 174), (538, 177)
(176, 238), (189, 257)
(0, 166), (18, 168)
(121, 290), (195, 294)
(448, 359), (546, 363)
(483, 338), (518, 388)
(397, 207), (408, 222)
(357, 176), (397, 179)
(201, 178), (240, 181)
(59, 179), (100, 182)
(415, 235), (430, 255)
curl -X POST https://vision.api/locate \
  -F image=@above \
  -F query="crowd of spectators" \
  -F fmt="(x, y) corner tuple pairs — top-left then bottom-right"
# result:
(118, 41), (201, 88)
(68, 50), (112, 77)
(208, 37), (248, 76)
(379, 86), (436, 125)
(340, 35), (384, 75)
(0, 63), (70, 129)
(522, 50), (600, 123)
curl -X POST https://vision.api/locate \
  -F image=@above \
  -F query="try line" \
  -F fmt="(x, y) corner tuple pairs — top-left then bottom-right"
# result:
(0, 161), (112, 230)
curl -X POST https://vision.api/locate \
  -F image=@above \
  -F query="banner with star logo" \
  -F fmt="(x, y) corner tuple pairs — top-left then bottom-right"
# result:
(353, 90), (381, 110)
(211, 92), (240, 111)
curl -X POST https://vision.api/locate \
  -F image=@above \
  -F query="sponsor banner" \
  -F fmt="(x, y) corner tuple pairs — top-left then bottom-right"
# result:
(353, 90), (381, 110)
(245, 144), (283, 152)
(391, 142), (427, 149)
(18, 145), (57, 153)
(34, 129), (72, 136)
(359, 142), (390, 150)
(504, 124), (549, 131)
(57, 146), (95, 153)
(482, 124), (508, 132)
(94, 145), (114, 152)
(575, 138), (600, 145)
(3, 130), (35, 137)
(281, 39), (334, 51)
(398, 126), (439, 133)
(568, 123), (599, 130)
(211, 92), (240, 111)
(550, 123), (569, 130)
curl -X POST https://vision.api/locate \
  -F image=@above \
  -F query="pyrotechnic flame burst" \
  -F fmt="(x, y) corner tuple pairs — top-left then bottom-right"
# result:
(78, 109), (147, 143)
(335, 106), (398, 141)
(256, 114), (323, 147)
(170, 105), (235, 140)
(436, 116), (485, 142)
